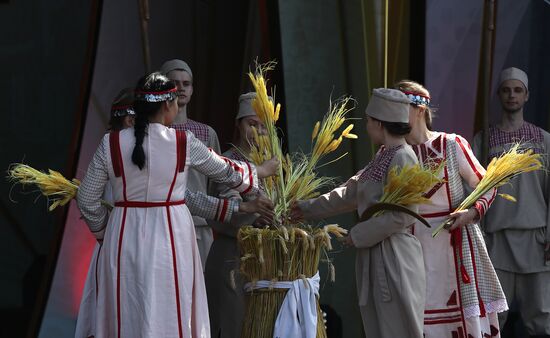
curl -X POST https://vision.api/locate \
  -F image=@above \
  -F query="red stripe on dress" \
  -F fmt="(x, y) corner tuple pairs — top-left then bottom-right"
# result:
(226, 158), (245, 190)
(423, 182), (444, 199)
(110, 131), (122, 178)
(219, 199), (228, 223)
(425, 307), (461, 314)
(424, 317), (462, 325)
(442, 135), (453, 212)
(420, 144), (427, 163)
(456, 136), (483, 181)
(214, 199), (222, 221)
(466, 226), (486, 317)
(113, 129), (128, 338)
(166, 129), (184, 338)
(240, 161), (254, 195)
(165, 207), (183, 338)
(116, 207), (127, 338)
(115, 200), (186, 208)
(477, 199), (488, 215)
(488, 189), (496, 204)
(176, 130), (187, 173)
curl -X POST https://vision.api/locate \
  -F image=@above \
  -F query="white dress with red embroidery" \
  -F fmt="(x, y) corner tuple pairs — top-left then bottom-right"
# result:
(76, 124), (257, 338)
(75, 189), (239, 338)
(411, 132), (507, 338)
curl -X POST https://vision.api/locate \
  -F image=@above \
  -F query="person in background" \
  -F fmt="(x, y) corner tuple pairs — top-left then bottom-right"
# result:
(473, 67), (550, 338)
(160, 59), (221, 269)
(293, 89), (426, 338)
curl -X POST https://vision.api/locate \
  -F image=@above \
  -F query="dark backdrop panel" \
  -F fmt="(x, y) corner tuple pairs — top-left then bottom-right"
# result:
(0, 1), (99, 337)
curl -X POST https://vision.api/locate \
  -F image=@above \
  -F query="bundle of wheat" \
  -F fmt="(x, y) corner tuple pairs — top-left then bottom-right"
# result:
(8, 163), (111, 211)
(247, 62), (356, 225)
(239, 62), (356, 337)
(238, 225), (346, 338)
(8, 163), (80, 211)
(432, 143), (543, 237)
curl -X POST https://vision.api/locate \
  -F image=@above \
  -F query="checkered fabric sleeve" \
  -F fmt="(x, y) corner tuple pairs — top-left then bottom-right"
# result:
(452, 134), (496, 218)
(185, 189), (238, 223)
(187, 132), (258, 196)
(77, 135), (110, 239)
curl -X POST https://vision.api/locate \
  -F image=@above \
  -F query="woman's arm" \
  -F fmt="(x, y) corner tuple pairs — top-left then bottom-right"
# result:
(451, 134), (497, 228)
(77, 135), (110, 240)
(187, 132), (267, 197)
(294, 170), (362, 221)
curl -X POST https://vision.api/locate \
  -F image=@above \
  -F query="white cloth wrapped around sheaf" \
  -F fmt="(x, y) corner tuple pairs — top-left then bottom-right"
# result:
(243, 271), (320, 338)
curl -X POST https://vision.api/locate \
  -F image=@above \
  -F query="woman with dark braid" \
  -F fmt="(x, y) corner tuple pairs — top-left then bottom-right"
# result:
(76, 72), (278, 338)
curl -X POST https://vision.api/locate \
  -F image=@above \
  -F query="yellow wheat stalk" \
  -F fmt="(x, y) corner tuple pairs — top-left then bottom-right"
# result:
(381, 162), (445, 206)
(8, 163), (80, 211)
(432, 143), (543, 237)
(246, 62), (357, 226)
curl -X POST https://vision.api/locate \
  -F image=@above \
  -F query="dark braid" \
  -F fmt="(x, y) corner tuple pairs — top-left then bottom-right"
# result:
(132, 72), (176, 169)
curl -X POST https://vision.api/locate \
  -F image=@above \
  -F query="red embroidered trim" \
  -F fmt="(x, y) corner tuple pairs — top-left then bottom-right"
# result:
(219, 199), (229, 223)
(240, 161), (254, 195)
(425, 307), (460, 314)
(165, 133), (184, 338)
(442, 134), (453, 213)
(456, 136), (483, 181)
(176, 130), (187, 173)
(115, 136), (128, 338)
(109, 131), (122, 178)
(114, 200), (186, 208)
(424, 317), (462, 325)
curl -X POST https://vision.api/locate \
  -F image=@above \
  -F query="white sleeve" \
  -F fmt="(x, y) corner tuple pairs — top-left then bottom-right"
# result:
(185, 189), (238, 222)
(187, 132), (258, 196)
(77, 135), (109, 239)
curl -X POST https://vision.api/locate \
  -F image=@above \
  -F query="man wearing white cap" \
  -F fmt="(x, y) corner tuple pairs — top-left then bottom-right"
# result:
(474, 67), (550, 337)
(160, 59), (222, 268)
(294, 88), (426, 337)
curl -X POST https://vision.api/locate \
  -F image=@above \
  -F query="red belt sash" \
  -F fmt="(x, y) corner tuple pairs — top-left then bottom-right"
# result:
(114, 200), (186, 208)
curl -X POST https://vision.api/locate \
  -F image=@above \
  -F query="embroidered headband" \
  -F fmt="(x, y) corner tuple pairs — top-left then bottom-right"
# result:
(401, 91), (431, 106)
(111, 104), (135, 117)
(134, 87), (178, 102)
